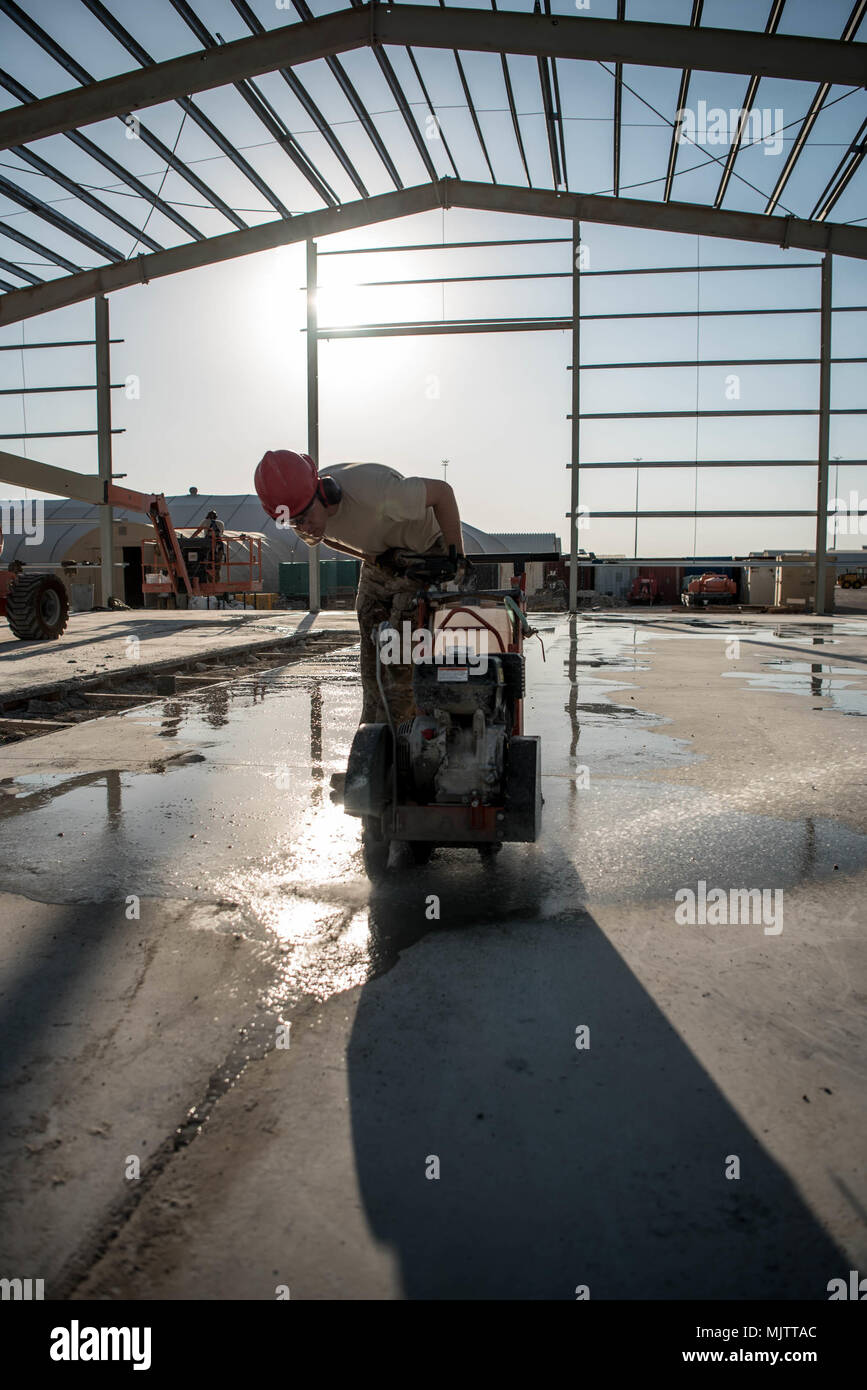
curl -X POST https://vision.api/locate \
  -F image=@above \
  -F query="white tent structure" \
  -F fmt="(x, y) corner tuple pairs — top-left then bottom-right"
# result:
(0, 493), (514, 603)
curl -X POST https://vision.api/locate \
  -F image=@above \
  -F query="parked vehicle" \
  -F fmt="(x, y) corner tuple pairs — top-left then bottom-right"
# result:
(629, 575), (658, 605)
(0, 521), (69, 640)
(681, 573), (737, 607)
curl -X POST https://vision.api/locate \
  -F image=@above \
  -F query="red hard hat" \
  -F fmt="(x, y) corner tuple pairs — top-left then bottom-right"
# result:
(254, 449), (318, 521)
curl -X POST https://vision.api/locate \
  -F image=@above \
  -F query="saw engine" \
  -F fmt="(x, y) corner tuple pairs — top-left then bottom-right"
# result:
(396, 650), (523, 805)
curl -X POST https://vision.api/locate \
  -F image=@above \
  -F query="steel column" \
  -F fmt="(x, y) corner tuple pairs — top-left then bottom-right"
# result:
(569, 220), (581, 613)
(95, 294), (115, 606)
(306, 239), (321, 612)
(814, 252), (833, 615)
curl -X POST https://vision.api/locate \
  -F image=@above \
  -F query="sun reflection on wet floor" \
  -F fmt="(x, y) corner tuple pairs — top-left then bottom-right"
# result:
(1, 616), (866, 1012)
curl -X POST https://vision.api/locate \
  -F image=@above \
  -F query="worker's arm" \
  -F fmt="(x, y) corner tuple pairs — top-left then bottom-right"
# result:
(422, 479), (464, 553)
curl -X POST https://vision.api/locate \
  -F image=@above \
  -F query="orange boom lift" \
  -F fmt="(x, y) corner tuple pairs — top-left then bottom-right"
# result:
(1, 480), (262, 641)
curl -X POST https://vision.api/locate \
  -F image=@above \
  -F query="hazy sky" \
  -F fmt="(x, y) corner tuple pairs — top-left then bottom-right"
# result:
(0, 0), (865, 558)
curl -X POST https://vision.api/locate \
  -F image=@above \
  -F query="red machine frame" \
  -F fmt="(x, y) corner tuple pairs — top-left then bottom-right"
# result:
(389, 569), (535, 846)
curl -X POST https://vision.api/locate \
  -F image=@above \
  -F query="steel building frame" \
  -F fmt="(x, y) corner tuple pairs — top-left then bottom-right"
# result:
(304, 233), (861, 609)
(0, 1), (864, 613)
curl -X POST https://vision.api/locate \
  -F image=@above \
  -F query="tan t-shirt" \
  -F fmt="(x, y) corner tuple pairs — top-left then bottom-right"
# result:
(320, 462), (443, 557)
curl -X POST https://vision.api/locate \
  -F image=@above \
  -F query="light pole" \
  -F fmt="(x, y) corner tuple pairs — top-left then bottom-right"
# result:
(633, 458), (642, 558)
(441, 458), (449, 481)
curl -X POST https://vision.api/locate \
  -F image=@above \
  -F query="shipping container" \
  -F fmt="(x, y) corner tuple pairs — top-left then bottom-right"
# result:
(640, 565), (679, 602)
(279, 558), (360, 604)
(334, 559), (360, 587)
(278, 562), (308, 597)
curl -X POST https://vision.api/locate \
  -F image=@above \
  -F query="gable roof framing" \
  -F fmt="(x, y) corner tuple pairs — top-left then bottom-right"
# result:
(0, 1), (863, 326)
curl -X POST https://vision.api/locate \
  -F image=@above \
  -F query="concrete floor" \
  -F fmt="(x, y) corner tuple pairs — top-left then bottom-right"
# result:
(0, 610), (865, 1299)
(0, 607), (357, 702)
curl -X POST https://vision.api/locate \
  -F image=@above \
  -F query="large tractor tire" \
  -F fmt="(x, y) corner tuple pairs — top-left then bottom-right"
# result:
(5, 572), (69, 641)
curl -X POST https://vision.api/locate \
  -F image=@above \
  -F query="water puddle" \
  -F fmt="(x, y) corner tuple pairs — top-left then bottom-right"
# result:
(722, 660), (867, 716)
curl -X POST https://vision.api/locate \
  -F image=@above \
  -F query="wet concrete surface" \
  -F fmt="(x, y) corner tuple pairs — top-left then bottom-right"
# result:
(0, 606), (356, 704)
(722, 662), (867, 717)
(1, 612), (865, 1298)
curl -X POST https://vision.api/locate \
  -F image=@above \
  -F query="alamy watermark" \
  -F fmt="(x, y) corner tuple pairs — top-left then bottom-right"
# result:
(0, 499), (44, 545)
(1, 1276), (44, 1299)
(675, 880), (783, 935)
(830, 492), (867, 536)
(827, 1269), (867, 1299)
(50, 1321), (152, 1371)
(676, 102), (784, 156)
(378, 620), (490, 674)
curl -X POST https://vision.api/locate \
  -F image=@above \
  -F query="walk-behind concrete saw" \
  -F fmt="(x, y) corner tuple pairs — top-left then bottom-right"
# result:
(344, 552), (542, 877)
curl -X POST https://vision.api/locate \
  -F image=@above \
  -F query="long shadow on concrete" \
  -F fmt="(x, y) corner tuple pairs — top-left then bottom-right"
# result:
(348, 841), (844, 1300)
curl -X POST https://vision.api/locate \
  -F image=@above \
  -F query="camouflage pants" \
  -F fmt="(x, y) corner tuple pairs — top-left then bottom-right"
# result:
(356, 562), (421, 725)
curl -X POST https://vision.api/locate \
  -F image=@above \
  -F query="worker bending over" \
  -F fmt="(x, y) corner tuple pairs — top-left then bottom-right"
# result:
(255, 450), (466, 724)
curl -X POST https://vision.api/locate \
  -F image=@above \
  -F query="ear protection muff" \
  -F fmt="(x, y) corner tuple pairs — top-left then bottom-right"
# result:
(318, 475), (342, 506)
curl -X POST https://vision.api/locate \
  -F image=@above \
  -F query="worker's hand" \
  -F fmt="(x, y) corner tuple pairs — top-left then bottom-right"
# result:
(455, 553), (473, 586)
(441, 546), (472, 585)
